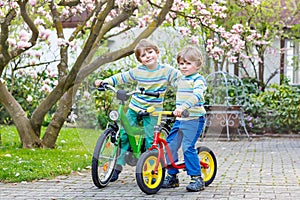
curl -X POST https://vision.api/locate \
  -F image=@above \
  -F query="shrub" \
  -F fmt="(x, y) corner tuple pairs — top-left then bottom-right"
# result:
(244, 83), (300, 134)
(0, 69), (58, 125)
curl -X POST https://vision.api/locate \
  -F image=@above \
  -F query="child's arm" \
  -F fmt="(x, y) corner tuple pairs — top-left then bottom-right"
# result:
(167, 66), (181, 87)
(95, 69), (136, 87)
(177, 77), (206, 112)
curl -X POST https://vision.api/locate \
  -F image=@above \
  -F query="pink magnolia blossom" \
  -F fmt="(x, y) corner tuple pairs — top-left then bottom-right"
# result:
(86, 3), (94, 11)
(44, 78), (51, 85)
(29, 70), (38, 79)
(244, 0), (260, 6)
(57, 38), (69, 47)
(28, 0), (36, 6)
(191, 36), (199, 45)
(29, 60), (36, 65)
(178, 27), (190, 37)
(17, 41), (31, 49)
(68, 111), (78, 123)
(41, 84), (52, 93)
(193, 1), (206, 10)
(231, 24), (244, 34)
(210, 3), (227, 18)
(199, 9), (211, 16)
(109, 9), (117, 17)
(17, 69), (25, 75)
(228, 56), (238, 63)
(7, 38), (16, 48)
(39, 28), (51, 41)
(34, 17), (44, 25)
(10, 1), (18, 8)
(35, 52), (42, 59)
(37, 7), (46, 15)
(68, 41), (78, 51)
(84, 91), (90, 100)
(26, 95), (33, 103)
(19, 30), (30, 42)
(61, 8), (69, 17)
(53, 80), (58, 86)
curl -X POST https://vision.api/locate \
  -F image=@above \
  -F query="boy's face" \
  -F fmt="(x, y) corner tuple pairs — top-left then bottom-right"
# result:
(178, 58), (200, 76)
(139, 48), (159, 69)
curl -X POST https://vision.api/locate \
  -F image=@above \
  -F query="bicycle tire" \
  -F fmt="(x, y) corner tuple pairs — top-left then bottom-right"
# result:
(92, 128), (120, 188)
(197, 146), (217, 186)
(135, 151), (165, 194)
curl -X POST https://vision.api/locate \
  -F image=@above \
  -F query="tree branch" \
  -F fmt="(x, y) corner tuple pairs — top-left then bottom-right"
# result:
(8, 1), (39, 59)
(0, 9), (16, 70)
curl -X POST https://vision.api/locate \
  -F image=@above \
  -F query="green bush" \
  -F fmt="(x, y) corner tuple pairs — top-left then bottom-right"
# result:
(1, 69), (58, 125)
(244, 83), (300, 134)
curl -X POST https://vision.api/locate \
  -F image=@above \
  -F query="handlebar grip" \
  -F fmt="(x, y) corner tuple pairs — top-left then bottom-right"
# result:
(97, 83), (108, 91)
(144, 91), (160, 98)
(137, 110), (150, 122)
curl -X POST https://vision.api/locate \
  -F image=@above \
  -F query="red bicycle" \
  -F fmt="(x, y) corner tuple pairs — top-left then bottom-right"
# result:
(135, 107), (217, 194)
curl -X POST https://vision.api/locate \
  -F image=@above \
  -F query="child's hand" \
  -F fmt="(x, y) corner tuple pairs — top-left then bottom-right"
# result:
(94, 80), (103, 87)
(173, 108), (184, 117)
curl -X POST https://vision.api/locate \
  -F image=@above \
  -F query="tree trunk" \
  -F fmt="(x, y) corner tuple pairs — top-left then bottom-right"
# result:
(280, 37), (285, 84)
(0, 81), (41, 148)
(258, 48), (265, 88)
(42, 86), (76, 148)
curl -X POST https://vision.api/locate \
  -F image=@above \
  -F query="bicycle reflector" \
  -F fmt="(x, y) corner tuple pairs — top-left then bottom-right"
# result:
(109, 110), (119, 121)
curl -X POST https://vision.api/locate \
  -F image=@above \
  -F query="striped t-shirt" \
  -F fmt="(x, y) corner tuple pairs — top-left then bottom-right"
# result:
(104, 64), (180, 112)
(175, 73), (207, 120)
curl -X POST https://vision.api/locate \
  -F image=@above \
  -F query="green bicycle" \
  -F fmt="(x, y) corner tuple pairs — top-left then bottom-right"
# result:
(91, 83), (172, 188)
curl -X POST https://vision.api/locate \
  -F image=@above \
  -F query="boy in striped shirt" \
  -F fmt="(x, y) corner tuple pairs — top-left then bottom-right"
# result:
(162, 46), (207, 192)
(95, 39), (180, 182)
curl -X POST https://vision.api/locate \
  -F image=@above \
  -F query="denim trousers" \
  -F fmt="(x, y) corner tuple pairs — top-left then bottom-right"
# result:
(116, 108), (158, 166)
(166, 116), (205, 176)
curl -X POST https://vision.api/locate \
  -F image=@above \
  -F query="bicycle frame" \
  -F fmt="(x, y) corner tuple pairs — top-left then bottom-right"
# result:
(116, 103), (145, 157)
(147, 110), (210, 174)
(101, 84), (159, 160)
(92, 83), (161, 188)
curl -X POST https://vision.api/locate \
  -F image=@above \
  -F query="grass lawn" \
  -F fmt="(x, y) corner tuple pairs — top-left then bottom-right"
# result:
(0, 125), (100, 183)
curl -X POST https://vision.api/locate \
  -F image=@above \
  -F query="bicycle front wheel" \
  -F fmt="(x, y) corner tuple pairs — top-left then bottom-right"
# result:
(92, 128), (120, 188)
(135, 151), (165, 195)
(197, 146), (217, 187)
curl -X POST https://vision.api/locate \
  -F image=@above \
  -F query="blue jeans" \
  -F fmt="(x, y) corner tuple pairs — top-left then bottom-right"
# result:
(166, 116), (205, 176)
(116, 108), (158, 166)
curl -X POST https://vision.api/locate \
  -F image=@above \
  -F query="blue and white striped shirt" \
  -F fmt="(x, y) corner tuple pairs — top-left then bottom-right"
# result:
(175, 73), (207, 119)
(104, 64), (180, 112)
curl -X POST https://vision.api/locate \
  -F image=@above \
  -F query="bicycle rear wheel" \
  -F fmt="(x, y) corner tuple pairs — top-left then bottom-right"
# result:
(197, 146), (217, 187)
(92, 128), (120, 188)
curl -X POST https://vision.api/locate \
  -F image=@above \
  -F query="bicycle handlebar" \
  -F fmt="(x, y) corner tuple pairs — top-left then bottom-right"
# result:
(97, 83), (160, 100)
(146, 107), (190, 118)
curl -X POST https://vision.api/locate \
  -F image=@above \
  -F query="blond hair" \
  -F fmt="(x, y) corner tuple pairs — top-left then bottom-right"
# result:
(176, 46), (203, 68)
(134, 39), (160, 62)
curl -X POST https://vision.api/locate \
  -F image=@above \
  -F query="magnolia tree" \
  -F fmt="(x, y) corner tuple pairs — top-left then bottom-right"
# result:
(0, 0), (176, 148)
(168, 0), (299, 86)
(0, 0), (292, 148)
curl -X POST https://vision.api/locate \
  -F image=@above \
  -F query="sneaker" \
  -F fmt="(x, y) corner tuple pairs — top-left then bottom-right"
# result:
(161, 174), (179, 188)
(110, 164), (122, 182)
(186, 176), (205, 192)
